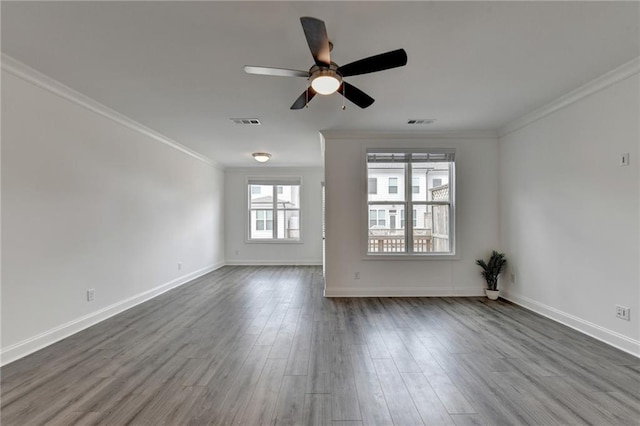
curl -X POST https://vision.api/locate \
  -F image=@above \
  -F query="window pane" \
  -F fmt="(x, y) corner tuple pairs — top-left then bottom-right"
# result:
(277, 210), (300, 240)
(250, 210), (271, 239)
(275, 185), (300, 209)
(411, 163), (451, 202)
(250, 185), (273, 209)
(368, 204), (405, 253)
(414, 205), (450, 252)
(367, 162), (405, 202)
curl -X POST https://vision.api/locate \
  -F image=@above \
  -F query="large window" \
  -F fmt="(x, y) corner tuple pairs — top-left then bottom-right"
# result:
(248, 178), (301, 241)
(366, 150), (455, 255)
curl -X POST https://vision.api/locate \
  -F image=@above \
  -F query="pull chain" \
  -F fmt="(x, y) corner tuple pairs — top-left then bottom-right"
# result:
(341, 84), (346, 110)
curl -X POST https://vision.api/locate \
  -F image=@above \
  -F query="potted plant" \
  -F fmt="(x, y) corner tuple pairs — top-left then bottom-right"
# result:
(476, 251), (507, 300)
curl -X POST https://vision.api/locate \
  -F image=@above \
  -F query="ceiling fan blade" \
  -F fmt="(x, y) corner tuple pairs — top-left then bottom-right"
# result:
(337, 49), (408, 77)
(338, 82), (375, 109)
(300, 17), (331, 67)
(291, 87), (317, 110)
(244, 66), (309, 78)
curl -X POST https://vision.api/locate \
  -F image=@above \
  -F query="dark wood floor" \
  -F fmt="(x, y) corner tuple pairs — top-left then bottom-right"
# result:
(2, 266), (639, 425)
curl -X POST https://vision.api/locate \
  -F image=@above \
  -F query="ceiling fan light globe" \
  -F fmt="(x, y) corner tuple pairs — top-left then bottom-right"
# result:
(311, 75), (341, 95)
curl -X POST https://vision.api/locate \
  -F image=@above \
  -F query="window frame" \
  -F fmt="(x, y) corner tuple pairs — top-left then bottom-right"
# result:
(247, 176), (303, 243)
(363, 148), (456, 259)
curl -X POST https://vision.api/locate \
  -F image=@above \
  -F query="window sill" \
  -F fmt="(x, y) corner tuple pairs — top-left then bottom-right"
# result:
(363, 253), (459, 261)
(246, 239), (303, 244)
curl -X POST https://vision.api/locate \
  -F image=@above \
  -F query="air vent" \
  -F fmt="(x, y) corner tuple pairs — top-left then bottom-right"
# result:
(231, 118), (262, 125)
(407, 119), (436, 125)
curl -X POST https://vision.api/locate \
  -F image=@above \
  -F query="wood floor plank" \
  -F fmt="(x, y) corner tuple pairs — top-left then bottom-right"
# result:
(372, 358), (425, 425)
(273, 375), (307, 426)
(2, 266), (639, 426)
(401, 372), (456, 425)
(233, 358), (287, 426)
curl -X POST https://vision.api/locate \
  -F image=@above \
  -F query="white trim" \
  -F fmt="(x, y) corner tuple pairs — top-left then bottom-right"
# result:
(1, 54), (220, 168)
(499, 56), (640, 138)
(225, 259), (322, 266)
(502, 292), (640, 358)
(321, 130), (498, 140)
(324, 286), (484, 297)
(0, 263), (224, 366)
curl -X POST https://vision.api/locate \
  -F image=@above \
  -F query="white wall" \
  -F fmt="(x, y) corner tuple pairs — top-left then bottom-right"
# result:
(498, 70), (639, 355)
(1, 65), (225, 364)
(322, 133), (499, 296)
(224, 167), (323, 265)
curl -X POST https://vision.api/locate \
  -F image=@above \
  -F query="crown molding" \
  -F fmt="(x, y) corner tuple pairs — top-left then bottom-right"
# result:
(320, 129), (498, 141)
(1, 54), (220, 168)
(499, 56), (640, 138)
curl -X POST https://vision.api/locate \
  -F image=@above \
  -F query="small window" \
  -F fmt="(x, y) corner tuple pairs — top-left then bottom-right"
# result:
(249, 179), (301, 241)
(433, 178), (442, 187)
(368, 178), (377, 194)
(388, 177), (398, 194)
(412, 177), (420, 194)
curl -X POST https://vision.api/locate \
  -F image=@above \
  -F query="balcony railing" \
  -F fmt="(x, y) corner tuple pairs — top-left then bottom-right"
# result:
(368, 229), (433, 253)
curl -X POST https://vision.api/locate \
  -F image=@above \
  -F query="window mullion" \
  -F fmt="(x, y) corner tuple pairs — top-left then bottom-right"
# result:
(272, 185), (277, 239)
(406, 161), (413, 253)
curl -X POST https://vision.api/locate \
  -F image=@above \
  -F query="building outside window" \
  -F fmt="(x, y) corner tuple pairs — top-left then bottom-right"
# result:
(248, 178), (301, 241)
(366, 150), (455, 255)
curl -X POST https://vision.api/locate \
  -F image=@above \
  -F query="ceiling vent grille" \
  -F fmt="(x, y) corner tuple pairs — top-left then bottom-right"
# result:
(407, 119), (436, 125)
(231, 118), (262, 125)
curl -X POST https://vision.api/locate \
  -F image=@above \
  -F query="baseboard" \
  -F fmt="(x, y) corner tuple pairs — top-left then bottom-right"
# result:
(225, 259), (323, 266)
(324, 286), (485, 297)
(502, 292), (640, 358)
(0, 262), (224, 366)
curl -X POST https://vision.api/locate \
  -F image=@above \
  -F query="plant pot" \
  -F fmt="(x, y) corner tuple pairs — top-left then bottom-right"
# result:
(485, 289), (500, 300)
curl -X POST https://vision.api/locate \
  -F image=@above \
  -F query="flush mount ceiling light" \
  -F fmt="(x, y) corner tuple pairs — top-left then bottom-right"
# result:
(252, 152), (272, 163)
(309, 64), (342, 95)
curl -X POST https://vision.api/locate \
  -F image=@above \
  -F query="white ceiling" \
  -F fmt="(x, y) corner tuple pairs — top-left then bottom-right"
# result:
(2, 1), (638, 167)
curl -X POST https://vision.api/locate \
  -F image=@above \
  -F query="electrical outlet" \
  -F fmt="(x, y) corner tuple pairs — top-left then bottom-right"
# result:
(354, 272), (360, 280)
(616, 305), (630, 321)
(87, 289), (95, 302)
(178, 262), (182, 270)
(620, 153), (630, 166)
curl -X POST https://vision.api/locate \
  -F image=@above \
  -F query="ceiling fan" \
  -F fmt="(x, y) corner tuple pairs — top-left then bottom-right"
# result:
(244, 17), (408, 110)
